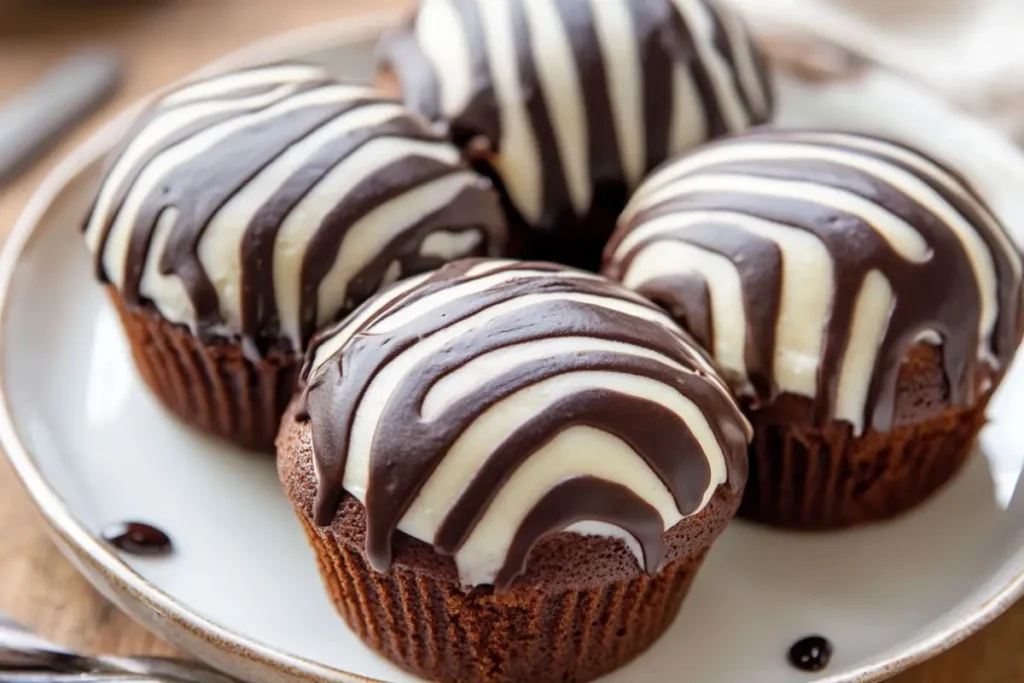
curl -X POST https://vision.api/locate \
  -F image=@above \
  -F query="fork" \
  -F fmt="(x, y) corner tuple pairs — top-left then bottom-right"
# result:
(0, 612), (239, 683)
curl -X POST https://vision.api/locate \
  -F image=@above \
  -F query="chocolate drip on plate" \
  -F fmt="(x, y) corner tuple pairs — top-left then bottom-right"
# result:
(101, 521), (173, 556)
(788, 635), (833, 672)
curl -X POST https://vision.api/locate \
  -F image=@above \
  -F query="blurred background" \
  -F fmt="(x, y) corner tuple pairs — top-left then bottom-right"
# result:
(0, 1), (398, 201)
(5, 0), (1024, 204)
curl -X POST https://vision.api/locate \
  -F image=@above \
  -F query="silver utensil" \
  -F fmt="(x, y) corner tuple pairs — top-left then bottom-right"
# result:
(0, 613), (239, 683)
(0, 48), (123, 188)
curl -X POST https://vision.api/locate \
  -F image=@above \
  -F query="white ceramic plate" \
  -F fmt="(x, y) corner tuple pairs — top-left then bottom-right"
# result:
(5, 13), (1024, 683)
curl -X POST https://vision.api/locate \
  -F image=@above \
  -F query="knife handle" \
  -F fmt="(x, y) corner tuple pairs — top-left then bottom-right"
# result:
(0, 48), (123, 187)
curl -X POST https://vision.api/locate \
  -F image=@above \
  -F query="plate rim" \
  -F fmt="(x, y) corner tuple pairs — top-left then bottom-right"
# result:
(0, 12), (401, 683)
(2, 11), (1024, 683)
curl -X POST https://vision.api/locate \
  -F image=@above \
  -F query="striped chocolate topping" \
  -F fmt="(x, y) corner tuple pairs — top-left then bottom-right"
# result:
(605, 129), (1024, 433)
(299, 259), (750, 588)
(380, 0), (773, 263)
(84, 63), (508, 355)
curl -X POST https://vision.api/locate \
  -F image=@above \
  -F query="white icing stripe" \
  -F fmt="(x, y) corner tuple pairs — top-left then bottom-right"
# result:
(588, 0), (646, 187)
(670, 62), (708, 154)
(609, 131), (1023, 434)
(84, 83), (305, 255)
(417, 368), (727, 585)
(138, 208), (193, 329)
(366, 267), (599, 334)
(669, 0), (749, 132)
(102, 84), (360, 312)
(200, 103), (408, 339)
(421, 335), (691, 420)
(628, 139), (1004, 365)
(616, 210), (834, 399)
(715, 4), (770, 118)
(792, 131), (1022, 282)
(315, 171), (483, 329)
(521, 0), (591, 215)
(272, 135), (461, 349)
(161, 65), (329, 106)
(835, 271), (894, 431)
(309, 273), (430, 373)
(476, 0), (545, 224)
(638, 172), (933, 263)
(420, 230), (483, 259)
(307, 263), (743, 586)
(740, 217), (833, 399)
(416, 0), (475, 117)
(625, 240), (748, 385)
(89, 65), (505, 352)
(675, 141), (1000, 360)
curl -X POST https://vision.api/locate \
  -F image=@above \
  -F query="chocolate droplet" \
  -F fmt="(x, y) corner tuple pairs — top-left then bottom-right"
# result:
(101, 521), (172, 556)
(788, 635), (833, 672)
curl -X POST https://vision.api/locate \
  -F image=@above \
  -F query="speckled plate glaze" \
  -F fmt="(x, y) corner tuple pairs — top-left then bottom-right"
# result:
(5, 12), (1024, 683)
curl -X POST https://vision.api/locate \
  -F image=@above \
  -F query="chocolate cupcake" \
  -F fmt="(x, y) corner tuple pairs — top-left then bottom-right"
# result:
(378, 0), (773, 271)
(83, 64), (507, 450)
(604, 129), (1024, 529)
(277, 260), (750, 683)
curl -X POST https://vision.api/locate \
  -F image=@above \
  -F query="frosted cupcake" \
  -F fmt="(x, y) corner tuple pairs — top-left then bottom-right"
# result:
(605, 129), (1024, 528)
(83, 64), (507, 450)
(378, 0), (773, 270)
(277, 259), (750, 683)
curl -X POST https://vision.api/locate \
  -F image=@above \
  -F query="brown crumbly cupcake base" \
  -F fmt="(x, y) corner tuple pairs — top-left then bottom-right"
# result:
(277, 406), (742, 683)
(741, 344), (992, 529)
(109, 289), (299, 452)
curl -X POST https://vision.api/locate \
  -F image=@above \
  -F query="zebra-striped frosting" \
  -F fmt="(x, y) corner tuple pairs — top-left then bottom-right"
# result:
(379, 0), (773, 263)
(84, 64), (508, 356)
(605, 130), (1024, 434)
(298, 260), (750, 588)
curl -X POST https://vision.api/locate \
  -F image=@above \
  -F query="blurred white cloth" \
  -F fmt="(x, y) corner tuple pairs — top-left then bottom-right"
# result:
(722, 0), (1024, 141)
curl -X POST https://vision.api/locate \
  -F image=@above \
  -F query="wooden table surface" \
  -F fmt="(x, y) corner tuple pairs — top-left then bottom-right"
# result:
(0, 1), (1022, 681)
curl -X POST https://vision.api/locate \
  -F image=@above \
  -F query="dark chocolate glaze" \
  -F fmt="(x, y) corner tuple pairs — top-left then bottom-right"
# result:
(298, 260), (749, 589)
(788, 635), (833, 672)
(494, 477), (665, 589)
(101, 521), (173, 556)
(605, 130), (1024, 432)
(85, 64), (507, 354)
(378, 0), (773, 269)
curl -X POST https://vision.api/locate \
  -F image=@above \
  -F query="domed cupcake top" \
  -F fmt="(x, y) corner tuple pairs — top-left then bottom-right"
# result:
(379, 0), (773, 232)
(605, 130), (1024, 434)
(84, 63), (507, 356)
(298, 259), (750, 588)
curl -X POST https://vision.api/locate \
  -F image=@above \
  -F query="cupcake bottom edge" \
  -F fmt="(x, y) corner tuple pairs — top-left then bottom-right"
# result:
(296, 511), (711, 683)
(108, 289), (299, 452)
(740, 395), (987, 530)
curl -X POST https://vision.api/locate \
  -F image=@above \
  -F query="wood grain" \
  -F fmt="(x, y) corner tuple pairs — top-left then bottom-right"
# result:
(0, 1), (1020, 681)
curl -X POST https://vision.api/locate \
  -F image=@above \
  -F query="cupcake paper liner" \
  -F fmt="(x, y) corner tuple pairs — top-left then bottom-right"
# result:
(296, 512), (706, 683)
(109, 289), (299, 451)
(740, 398), (988, 529)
